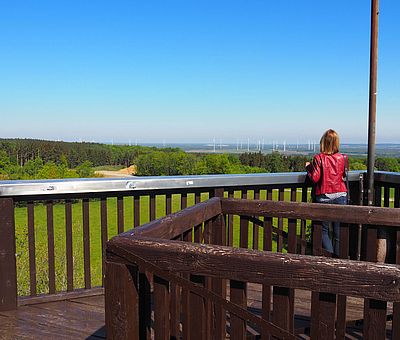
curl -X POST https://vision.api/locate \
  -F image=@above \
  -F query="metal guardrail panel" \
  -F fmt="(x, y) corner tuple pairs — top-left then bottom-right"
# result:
(0, 170), (372, 197)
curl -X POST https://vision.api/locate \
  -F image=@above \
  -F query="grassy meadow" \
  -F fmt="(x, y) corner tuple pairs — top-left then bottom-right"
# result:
(14, 188), (315, 296)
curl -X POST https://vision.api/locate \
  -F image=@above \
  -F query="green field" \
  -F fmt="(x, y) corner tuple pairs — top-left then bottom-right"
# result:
(15, 194), (193, 295)
(16, 187), (397, 297)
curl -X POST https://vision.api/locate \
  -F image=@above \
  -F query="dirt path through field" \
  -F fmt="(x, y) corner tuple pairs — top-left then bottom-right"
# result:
(95, 165), (136, 177)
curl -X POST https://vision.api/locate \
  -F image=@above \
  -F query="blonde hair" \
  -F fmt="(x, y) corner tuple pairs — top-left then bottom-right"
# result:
(320, 129), (340, 155)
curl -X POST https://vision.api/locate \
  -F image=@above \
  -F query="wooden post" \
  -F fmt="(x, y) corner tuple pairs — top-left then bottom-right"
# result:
(211, 213), (227, 339)
(230, 280), (247, 340)
(311, 292), (338, 339)
(105, 261), (139, 340)
(272, 286), (292, 333)
(363, 299), (387, 340)
(153, 275), (170, 340)
(0, 198), (17, 311)
(189, 275), (207, 340)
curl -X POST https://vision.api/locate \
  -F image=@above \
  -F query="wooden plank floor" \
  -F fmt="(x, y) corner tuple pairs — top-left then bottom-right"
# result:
(246, 283), (394, 339)
(0, 296), (105, 340)
(0, 286), (395, 339)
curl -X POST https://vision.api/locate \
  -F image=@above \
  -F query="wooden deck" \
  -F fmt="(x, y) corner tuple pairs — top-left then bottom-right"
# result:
(0, 296), (105, 340)
(0, 286), (394, 339)
(246, 283), (393, 339)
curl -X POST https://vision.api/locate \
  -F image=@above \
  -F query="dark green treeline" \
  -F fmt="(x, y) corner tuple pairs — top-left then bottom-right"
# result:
(0, 139), (399, 180)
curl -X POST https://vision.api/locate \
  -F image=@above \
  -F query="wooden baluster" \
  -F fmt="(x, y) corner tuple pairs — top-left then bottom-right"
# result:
(65, 199), (73, 292)
(312, 220), (323, 256)
(240, 190), (249, 249)
(166, 193), (172, 215)
(0, 198), (17, 311)
(336, 222), (350, 339)
(46, 201), (56, 294)
(134, 195), (140, 227)
(285, 188), (297, 333)
(277, 188), (284, 252)
(288, 188), (298, 255)
(261, 189), (273, 340)
(188, 275), (207, 340)
(150, 193), (156, 221)
(211, 212), (227, 339)
(374, 185), (382, 207)
(117, 195), (124, 233)
(201, 218), (213, 338)
(182, 221), (202, 339)
(139, 270), (152, 340)
(383, 185), (390, 207)
(101, 197), (108, 286)
(230, 280), (247, 340)
(228, 189), (234, 247)
(83, 198), (91, 289)
(300, 186), (308, 255)
(273, 188), (296, 335)
(195, 191), (201, 205)
(27, 201), (37, 296)
(310, 220), (323, 338)
(105, 263), (139, 340)
(311, 292), (337, 340)
(168, 192), (180, 339)
(363, 299), (387, 340)
(181, 192), (187, 210)
(392, 186), (400, 339)
(240, 215), (249, 250)
(272, 287), (291, 335)
(253, 189), (260, 250)
(169, 283), (180, 339)
(154, 275), (170, 340)
(363, 223), (384, 338)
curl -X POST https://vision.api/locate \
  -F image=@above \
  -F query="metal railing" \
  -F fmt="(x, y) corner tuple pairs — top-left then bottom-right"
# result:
(0, 171), (398, 312)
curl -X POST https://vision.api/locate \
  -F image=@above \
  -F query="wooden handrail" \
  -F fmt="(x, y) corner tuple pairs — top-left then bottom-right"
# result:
(107, 234), (400, 302)
(105, 191), (400, 339)
(221, 198), (400, 227)
(119, 197), (222, 240)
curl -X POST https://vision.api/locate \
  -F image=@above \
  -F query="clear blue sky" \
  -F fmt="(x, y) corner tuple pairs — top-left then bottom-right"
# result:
(1, 1), (399, 144)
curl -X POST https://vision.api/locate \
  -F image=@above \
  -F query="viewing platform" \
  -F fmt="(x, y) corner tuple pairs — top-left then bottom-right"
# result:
(1, 171), (399, 339)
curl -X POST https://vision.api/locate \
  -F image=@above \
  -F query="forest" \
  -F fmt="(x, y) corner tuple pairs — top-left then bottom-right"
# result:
(0, 138), (399, 180)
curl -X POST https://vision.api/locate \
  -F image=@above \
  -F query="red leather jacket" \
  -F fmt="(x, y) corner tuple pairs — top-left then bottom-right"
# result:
(306, 153), (347, 195)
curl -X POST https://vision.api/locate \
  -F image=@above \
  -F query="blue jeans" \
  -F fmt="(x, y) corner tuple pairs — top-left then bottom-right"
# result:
(316, 194), (347, 256)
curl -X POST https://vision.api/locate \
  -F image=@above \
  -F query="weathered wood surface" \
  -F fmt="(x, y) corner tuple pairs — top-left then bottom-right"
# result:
(83, 198), (92, 289)
(65, 199), (74, 292)
(0, 198), (17, 311)
(221, 198), (400, 227)
(46, 201), (56, 295)
(0, 295), (105, 339)
(0, 287), (396, 339)
(245, 283), (394, 339)
(107, 236), (400, 301)
(27, 202), (37, 297)
(119, 196), (222, 240)
(105, 263), (138, 340)
(18, 287), (104, 306)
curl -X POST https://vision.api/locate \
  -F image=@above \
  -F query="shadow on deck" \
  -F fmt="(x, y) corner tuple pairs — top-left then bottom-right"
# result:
(0, 296), (105, 340)
(0, 287), (394, 339)
(246, 284), (394, 340)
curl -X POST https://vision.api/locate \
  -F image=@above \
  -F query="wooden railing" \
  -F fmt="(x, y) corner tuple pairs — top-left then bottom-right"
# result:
(0, 172), (322, 310)
(0, 170), (399, 320)
(106, 197), (400, 339)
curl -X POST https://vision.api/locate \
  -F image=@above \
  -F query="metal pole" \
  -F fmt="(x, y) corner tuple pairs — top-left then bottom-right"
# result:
(366, 0), (379, 206)
(357, 173), (364, 261)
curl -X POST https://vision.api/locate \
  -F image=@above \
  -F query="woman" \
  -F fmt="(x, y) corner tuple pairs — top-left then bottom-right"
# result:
(305, 129), (348, 256)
